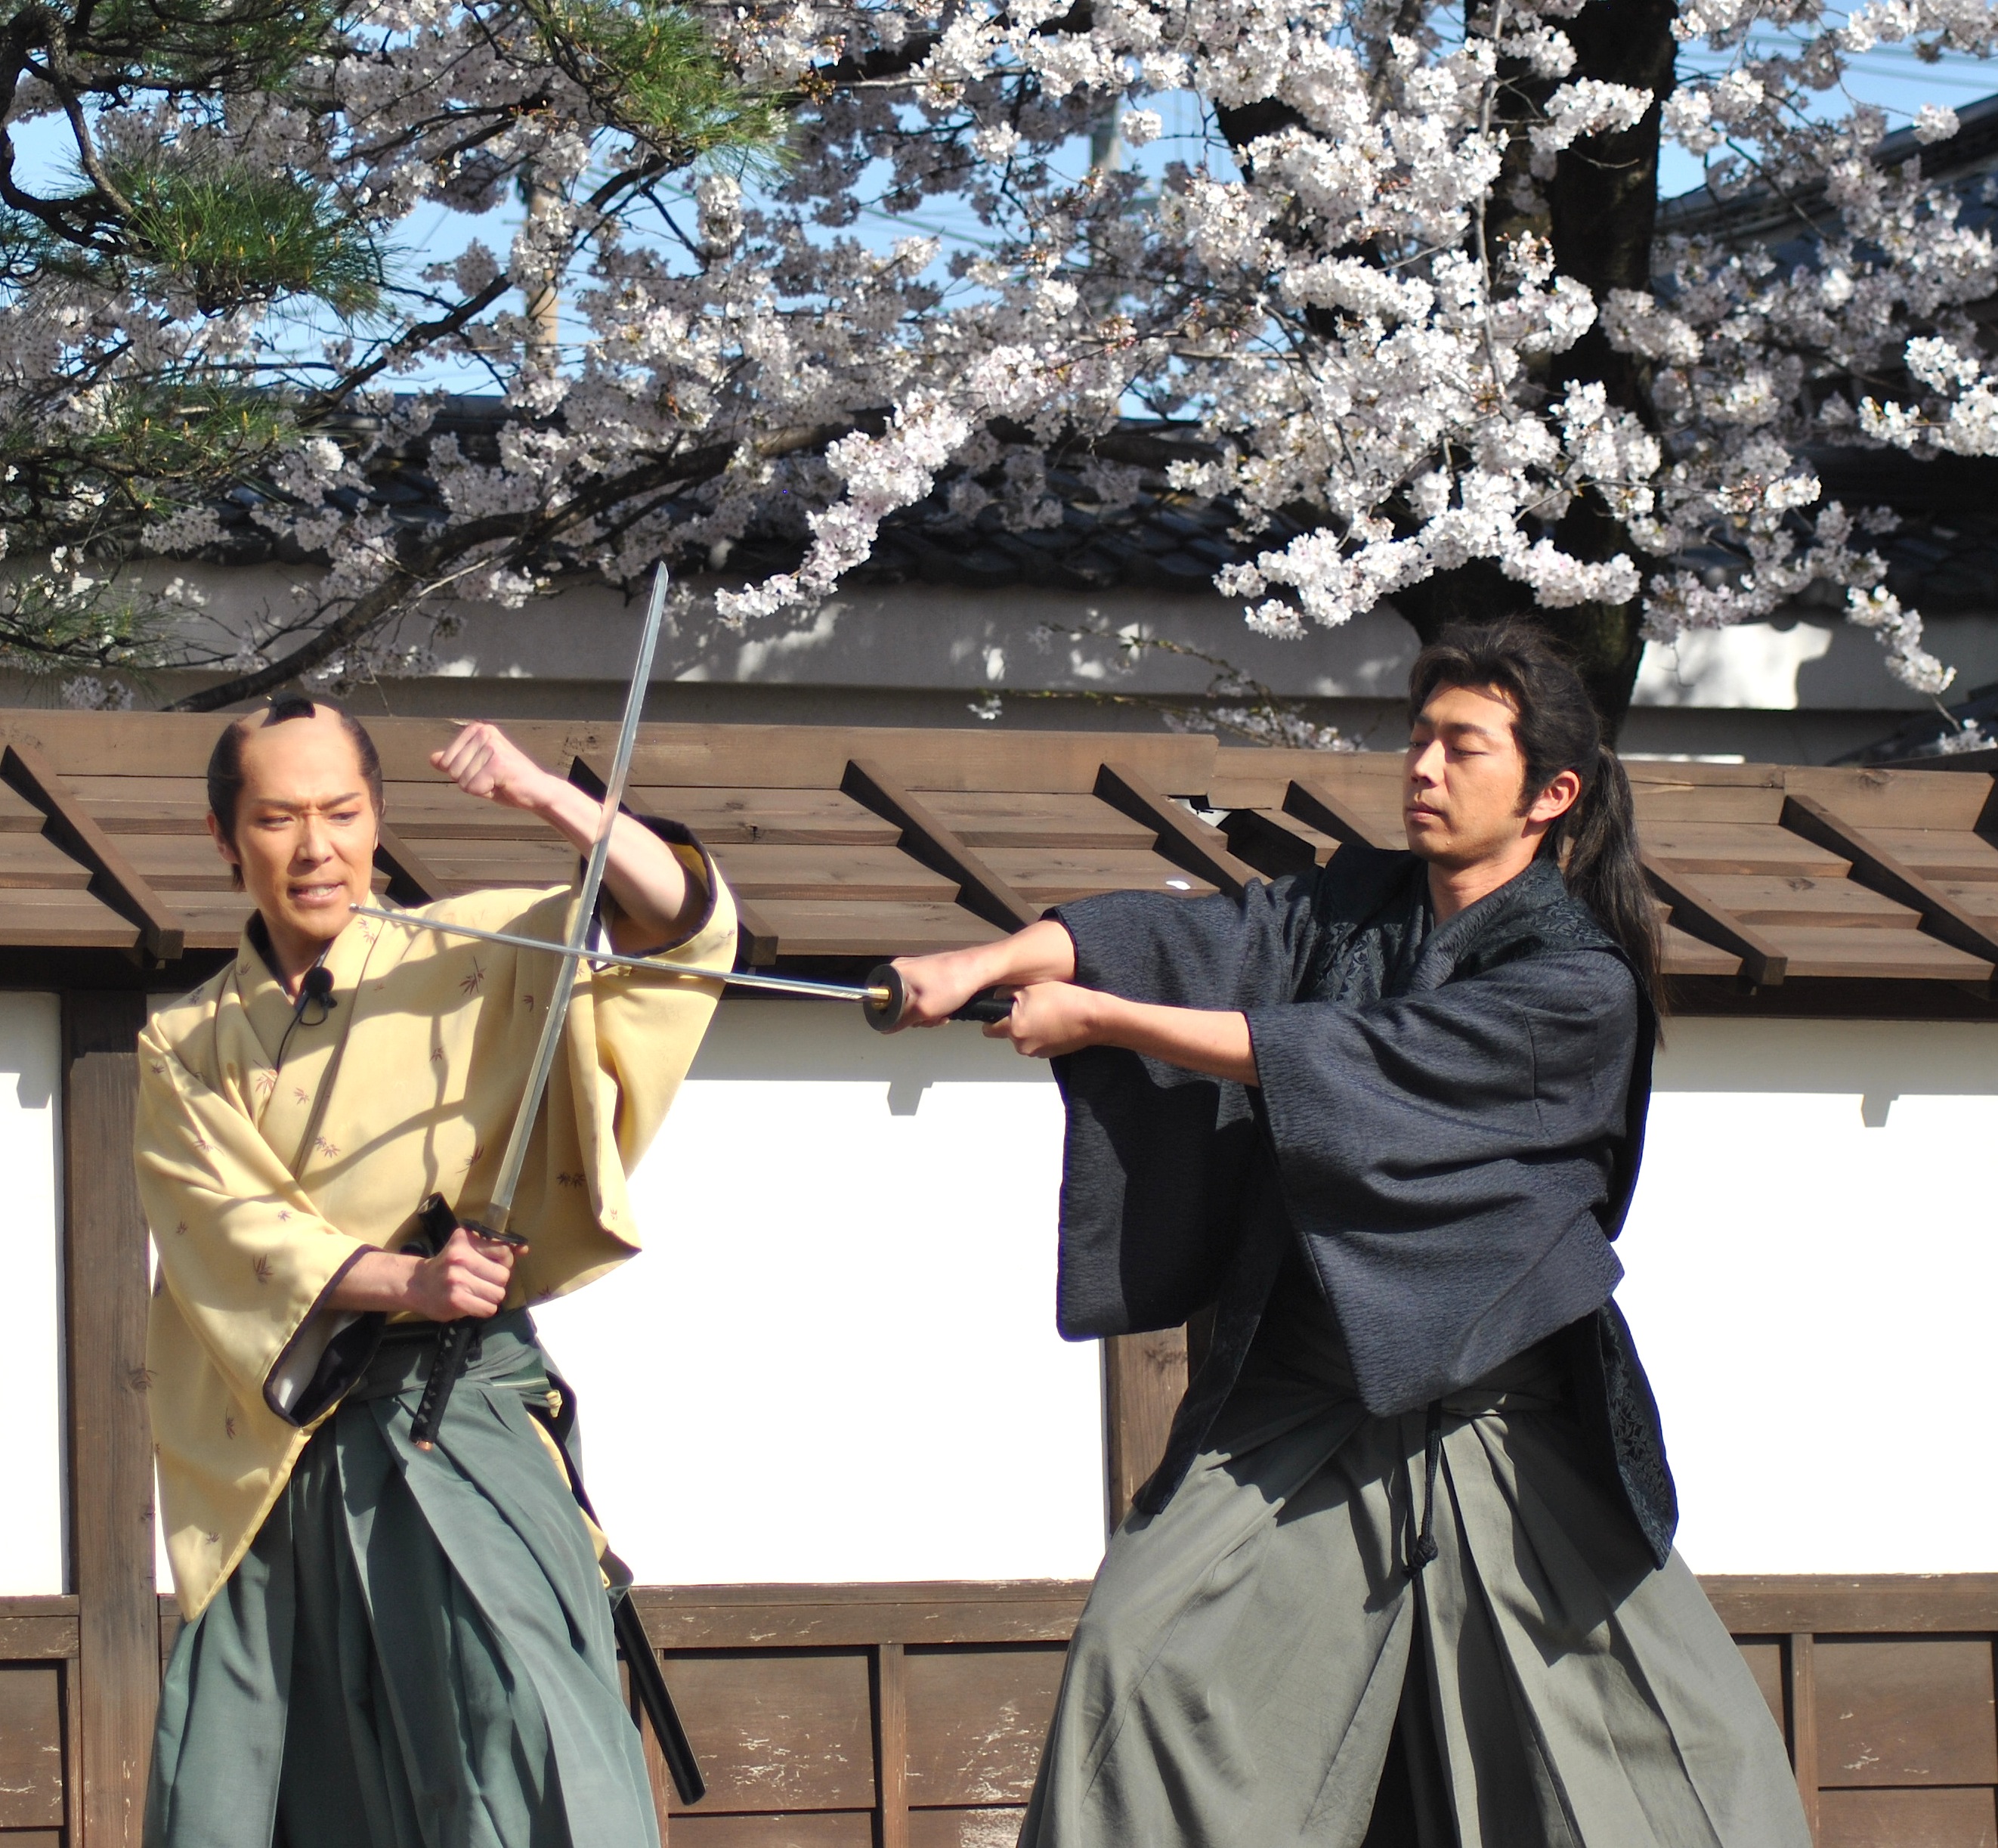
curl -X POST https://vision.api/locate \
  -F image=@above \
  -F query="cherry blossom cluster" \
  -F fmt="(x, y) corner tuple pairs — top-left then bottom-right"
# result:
(10, 0), (1998, 708)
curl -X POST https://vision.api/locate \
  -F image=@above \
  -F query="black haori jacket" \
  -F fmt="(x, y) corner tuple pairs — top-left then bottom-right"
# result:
(1048, 846), (1678, 1568)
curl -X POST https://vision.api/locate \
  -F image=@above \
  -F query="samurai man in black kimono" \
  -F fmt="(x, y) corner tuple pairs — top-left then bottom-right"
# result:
(887, 622), (1811, 1848)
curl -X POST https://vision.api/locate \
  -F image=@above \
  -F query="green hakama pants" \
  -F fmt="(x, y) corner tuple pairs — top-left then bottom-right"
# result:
(145, 1313), (659, 1848)
(1020, 1294), (1812, 1848)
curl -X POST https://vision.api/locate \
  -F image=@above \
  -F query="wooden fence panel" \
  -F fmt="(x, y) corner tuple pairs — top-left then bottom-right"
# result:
(11, 1579), (1998, 1844)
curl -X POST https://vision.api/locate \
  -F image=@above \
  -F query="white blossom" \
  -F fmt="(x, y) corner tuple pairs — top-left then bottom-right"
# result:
(9, 0), (1989, 706)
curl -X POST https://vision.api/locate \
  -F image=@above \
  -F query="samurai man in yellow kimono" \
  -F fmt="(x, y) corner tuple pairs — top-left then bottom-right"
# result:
(138, 698), (735, 1848)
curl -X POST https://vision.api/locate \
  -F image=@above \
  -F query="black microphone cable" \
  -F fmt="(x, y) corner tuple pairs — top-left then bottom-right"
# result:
(274, 958), (338, 1072)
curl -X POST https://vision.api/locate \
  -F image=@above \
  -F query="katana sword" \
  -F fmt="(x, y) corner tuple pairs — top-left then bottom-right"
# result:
(399, 562), (710, 1805)
(408, 560), (670, 1456)
(348, 905), (1013, 1029)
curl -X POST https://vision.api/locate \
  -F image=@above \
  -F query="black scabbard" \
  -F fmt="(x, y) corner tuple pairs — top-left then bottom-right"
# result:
(612, 1589), (706, 1806)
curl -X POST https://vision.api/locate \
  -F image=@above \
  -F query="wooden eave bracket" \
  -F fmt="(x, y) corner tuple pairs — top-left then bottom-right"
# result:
(842, 758), (1040, 933)
(372, 822), (445, 907)
(1093, 761), (1260, 898)
(1282, 777), (1400, 851)
(0, 738), (185, 964)
(1781, 792), (1998, 978)
(571, 750), (780, 964)
(1640, 852), (1788, 986)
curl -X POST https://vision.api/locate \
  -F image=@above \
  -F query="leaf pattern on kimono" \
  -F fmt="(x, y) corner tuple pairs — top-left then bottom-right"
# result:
(252, 1255), (272, 1285)
(459, 960), (487, 995)
(224, 1415), (237, 1440)
(315, 1137), (339, 1159)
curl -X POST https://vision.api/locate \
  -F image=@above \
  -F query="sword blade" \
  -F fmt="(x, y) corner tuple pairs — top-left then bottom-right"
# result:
(482, 563), (672, 1234)
(349, 903), (889, 1004)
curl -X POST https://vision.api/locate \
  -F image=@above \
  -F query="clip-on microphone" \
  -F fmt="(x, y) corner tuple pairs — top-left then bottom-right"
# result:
(275, 961), (338, 1071)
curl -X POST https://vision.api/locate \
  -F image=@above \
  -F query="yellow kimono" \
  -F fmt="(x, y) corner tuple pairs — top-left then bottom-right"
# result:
(138, 842), (735, 1624)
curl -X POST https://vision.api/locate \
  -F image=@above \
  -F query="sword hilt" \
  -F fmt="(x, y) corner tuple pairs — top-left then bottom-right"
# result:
(411, 1319), (475, 1450)
(407, 1199), (528, 1452)
(863, 964), (1012, 1032)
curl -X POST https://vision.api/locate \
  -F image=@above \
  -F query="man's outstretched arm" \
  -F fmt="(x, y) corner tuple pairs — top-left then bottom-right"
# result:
(889, 922), (1256, 1085)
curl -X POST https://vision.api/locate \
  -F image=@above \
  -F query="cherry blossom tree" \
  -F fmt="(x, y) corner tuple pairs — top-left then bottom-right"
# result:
(8, 0), (1998, 726)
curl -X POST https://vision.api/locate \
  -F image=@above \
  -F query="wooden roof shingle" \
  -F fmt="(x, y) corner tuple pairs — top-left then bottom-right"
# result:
(3, 712), (1996, 1017)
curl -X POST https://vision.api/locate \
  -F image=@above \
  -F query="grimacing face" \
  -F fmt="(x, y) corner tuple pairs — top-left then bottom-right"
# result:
(1402, 682), (1576, 869)
(206, 710), (379, 969)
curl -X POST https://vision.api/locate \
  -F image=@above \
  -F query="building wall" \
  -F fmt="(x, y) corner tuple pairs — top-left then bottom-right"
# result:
(0, 992), (66, 1595)
(44, 562), (1998, 763)
(547, 1005), (1998, 1584)
(79, 999), (1998, 1591)
(1619, 1017), (1998, 1575)
(532, 1001), (1105, 1585)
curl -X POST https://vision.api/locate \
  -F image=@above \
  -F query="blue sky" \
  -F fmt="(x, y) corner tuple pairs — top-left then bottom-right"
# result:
(10, 18), (1993, 395)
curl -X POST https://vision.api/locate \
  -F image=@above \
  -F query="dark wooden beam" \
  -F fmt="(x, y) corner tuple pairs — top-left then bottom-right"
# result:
(1102, 1329), (1189, 1534)
(63, 990), (156, 1848)
(1641, 854), (1788, 986)
(1781, 793), (1998, 974)
(1093, 763), (1260, 898)
(3, 741), (185, 963)
(1217, 808), (1321, 879)
(371, 820), (445, 906)
(1284, 776), (1400, 851)
(841, 759), (1040, 933)
(734, 899), (780, 967)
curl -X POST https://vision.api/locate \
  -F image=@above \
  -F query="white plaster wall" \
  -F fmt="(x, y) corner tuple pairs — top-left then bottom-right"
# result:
(1619, 1017), (1998, 1574)
(0, 994), (65, 1595)
(532, 1000), (1103, 1584)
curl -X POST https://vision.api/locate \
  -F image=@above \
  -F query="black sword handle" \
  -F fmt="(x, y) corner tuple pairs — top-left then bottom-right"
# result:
(410, 1319), (475, 1450)
(863, 964), (1012, 1033)
(613, 1589), (706, 1805)
(407, 1198), (527, 1452)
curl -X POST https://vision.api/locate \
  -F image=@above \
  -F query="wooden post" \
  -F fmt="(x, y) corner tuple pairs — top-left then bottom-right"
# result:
(63, 989), (156, 1848)
(1787, 1630), (1820, 1844)
(874, 1639), (909, 1848)
(1103, 1330), (1189, 1534)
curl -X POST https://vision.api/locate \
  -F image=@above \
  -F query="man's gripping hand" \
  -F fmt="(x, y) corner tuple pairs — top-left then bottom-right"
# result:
(330, 1226), (525, 1320)
(983, 982), (1106, 1058)
(431, 722), (561, 812)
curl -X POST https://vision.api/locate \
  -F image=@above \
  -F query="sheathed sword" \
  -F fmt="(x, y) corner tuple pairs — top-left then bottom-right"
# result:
(399, 562), (707, 1803)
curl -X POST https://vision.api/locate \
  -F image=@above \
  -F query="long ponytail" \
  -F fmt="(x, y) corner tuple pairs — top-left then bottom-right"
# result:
(1408, 624), (1665, 1025)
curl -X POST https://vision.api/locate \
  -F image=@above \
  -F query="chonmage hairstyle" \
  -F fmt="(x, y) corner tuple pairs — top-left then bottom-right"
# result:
(206, 697), (384, 889)
(1406, 621), (1664, 1023)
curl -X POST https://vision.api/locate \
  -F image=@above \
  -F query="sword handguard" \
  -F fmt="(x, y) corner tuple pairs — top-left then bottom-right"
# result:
(863, 964), (1012, 1032)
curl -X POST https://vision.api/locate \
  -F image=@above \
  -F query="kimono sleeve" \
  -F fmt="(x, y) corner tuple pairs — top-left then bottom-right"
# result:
(135, 1020), (370, 1425)
(1044, 876), (1322, 1337)
(1246, 947), (1639, 1412)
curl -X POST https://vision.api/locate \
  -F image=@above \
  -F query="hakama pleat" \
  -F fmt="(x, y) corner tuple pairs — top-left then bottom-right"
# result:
(1019, 1302), (1810, 1848)
(145, 1314), (657, 1848)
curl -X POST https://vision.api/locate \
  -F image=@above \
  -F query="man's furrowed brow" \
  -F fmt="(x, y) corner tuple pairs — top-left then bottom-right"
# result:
(249, 789), (367, 809)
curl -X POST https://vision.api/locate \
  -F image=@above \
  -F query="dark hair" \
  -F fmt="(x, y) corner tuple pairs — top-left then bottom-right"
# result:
(1407, 622), (1664, 1023)
(206, 697), (384, 890)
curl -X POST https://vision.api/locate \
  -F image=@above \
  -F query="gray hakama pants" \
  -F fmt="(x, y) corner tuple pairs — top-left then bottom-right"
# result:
(1020, 1292), (1812, 1848)
(145, 1313), (658, 1848)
